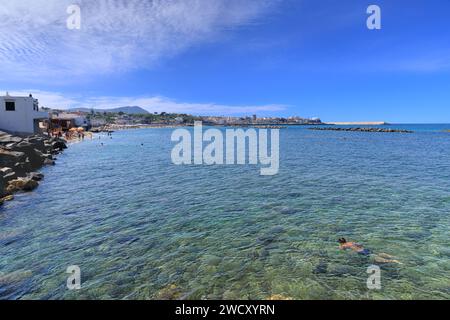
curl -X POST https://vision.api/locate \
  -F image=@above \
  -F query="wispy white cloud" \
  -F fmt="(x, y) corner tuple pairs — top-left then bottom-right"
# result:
(1, 89), (288, 115)
(86, 96), (288, 115)
(0, 0), (278, 81)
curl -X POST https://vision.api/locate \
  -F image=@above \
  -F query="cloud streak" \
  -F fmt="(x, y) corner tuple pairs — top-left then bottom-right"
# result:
(0, 0), (277, 81)
(2, 90), (288, 116)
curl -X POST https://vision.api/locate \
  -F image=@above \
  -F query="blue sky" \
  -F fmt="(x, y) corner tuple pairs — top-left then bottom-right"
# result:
(1, 0), (449, 122)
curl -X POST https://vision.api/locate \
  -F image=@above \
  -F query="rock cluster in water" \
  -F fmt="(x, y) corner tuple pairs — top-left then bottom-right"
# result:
(0, 131), (67, 204)
(309, 127), (413, 133)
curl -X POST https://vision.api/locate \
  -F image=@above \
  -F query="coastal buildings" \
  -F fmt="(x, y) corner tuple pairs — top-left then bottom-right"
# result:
(200, 115), (322, 126)
(90, 117), (107, 127)
(18, 104), (324, 130)
(50, 112), (90, 131)
(0, 94), (49, 135)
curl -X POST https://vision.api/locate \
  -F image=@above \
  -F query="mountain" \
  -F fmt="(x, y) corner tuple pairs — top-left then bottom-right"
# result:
(68, 106), (149, 114)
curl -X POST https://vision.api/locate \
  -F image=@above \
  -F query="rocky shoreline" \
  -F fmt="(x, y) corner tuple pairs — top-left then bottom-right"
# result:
(0, 131), (67, 205)
(309, 127), (414, 133)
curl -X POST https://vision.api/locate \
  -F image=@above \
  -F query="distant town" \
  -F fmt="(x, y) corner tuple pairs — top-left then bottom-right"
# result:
(44, 106), (323, 130)
(0, 93), (323, 136)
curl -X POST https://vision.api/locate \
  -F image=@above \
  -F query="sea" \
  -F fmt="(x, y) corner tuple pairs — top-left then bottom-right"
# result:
(1, 124), (449, 299)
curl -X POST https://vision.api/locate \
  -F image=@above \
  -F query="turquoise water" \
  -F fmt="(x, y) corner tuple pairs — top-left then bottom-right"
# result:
(1, 125), (449, 300)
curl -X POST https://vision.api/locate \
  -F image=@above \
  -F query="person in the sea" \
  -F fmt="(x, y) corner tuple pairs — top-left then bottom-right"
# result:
(338, 238), (402, 264)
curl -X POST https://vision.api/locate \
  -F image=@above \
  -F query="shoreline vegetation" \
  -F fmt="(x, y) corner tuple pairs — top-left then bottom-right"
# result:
(0, 131), (67, 206)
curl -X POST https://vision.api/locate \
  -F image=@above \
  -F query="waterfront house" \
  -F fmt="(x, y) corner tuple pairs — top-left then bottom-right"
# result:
(50, 112), (90, 131)
(0, 94), (49, 136)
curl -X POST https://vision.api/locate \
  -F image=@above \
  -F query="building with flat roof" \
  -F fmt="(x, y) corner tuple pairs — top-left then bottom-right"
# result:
(0, 94), (49, 135)
(50, 112), (89, 130)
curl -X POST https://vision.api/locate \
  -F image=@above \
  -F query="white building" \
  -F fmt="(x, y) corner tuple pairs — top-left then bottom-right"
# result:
(0, 94), (49, 135)
(90, 117), (107, 127)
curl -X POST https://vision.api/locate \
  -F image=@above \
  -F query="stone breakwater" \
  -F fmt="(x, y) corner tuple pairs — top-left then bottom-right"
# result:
(309, 127), (414, 133)
(0, 131), (67, 205)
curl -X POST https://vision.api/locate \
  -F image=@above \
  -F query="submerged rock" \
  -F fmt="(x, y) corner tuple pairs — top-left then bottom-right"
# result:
(267, 294), (293, 300)
(256, 226), (285, 246)
(328, 265), (358, 277)
(202, 255), (222, 266)
(313, 260), (328, 274)
(156, 284), (182, 300)
(279, 207), (299, 215)
(0, 270), (32, 285)
(0, 229), (23, 246)
(117, 235), (140, 245)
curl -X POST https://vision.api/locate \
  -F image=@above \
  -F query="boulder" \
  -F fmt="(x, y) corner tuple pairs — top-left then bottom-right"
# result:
(25, 136), (46, 152)
(27, 172), (44, 181)
(3, 171), (17, 181)
(0, 133), (22, 145)
(0, 167), (13, 176)
(29, 149), (47, 169)
(8, 141), (46, 169)
(0, 149), (27, 167)
(44, 159), (56, 166)
(51, 140), (67, 152)
(6, 177), (39, 193)
(41, 153), (54, 160)
(0, 133), (66, 200)
(0, 194), (14, 205)
(1, 195), (14, 202)
(12, 161), (35, 178)
(0, 175), (5, 199)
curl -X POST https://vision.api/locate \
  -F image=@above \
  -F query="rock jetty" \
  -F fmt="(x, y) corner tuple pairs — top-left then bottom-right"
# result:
(0, 131), (67, 205)
(309, 127), (413, 133)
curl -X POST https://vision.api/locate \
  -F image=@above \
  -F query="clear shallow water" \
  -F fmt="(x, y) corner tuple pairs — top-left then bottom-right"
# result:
(1, 125), (449, 300)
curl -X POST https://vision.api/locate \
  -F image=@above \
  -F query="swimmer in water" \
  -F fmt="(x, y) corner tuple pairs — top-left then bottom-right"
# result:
(338, 238), (402, 264)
